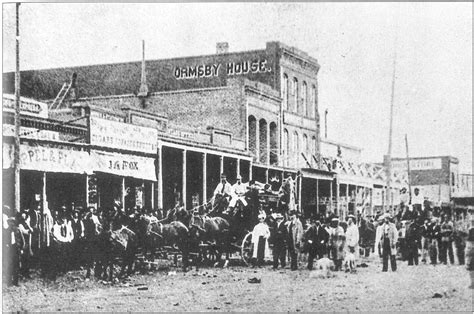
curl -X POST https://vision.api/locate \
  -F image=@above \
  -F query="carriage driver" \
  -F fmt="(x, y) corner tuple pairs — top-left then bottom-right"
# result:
(225, 175), (249, 215)
(213, 173), (233, 208)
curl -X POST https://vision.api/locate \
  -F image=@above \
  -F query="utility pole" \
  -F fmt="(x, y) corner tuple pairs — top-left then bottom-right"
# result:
(324, 109), (328, 138)
(385, 35), (397, 214)
(14, 3), (21, 216)
(405, 134), (412, 204)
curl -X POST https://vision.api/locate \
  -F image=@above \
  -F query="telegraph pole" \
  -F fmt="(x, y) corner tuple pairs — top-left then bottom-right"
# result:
(14, 3), (21, 216)
(385, 35), (397, 214)
(405, 134), (412, 204)
(324, 109), (328, 138)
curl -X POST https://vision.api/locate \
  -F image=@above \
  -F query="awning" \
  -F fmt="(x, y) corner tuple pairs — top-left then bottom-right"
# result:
(3, 143), (92, 174)
(300, 168), (334, 181)
(90, 150), (156, 181)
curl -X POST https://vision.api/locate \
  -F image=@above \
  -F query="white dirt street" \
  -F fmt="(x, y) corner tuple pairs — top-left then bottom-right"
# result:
(2, 256), (472, 312)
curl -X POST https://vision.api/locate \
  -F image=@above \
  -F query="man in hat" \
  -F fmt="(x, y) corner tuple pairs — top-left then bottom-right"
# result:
(4, 216), (25, 286)
(345, 214), (360, 259)
(227, 175), (248, 215)
(271, 213), (288, 269)
(329, 217), (345, 271)
(427, 216), (441, 265)
(213, 173), (232, 211)
(52, 214), (74, 274)
(304, 215), (329, 270)
(375, 214), (398, 272)
(70, 209), (86, 268)
(251, 213), (271, 267)
(439, 214), (454, 265)
(287, 210), (303, 270)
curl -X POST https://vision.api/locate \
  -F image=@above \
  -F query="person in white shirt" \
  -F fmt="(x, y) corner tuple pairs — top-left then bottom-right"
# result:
(227, 175), (248, 215)
(345, 214), (360, 257)
(411, 188), (424, 213)
(52, 215), (74, 274)
(212, 173), (233, 212)
(251, 214), (271, 267)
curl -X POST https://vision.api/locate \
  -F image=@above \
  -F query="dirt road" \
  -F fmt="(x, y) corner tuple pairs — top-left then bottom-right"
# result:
(3, 256), (472, 312)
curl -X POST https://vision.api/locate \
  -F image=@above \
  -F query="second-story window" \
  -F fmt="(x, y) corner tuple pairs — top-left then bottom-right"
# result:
(303, 134), (308, 155)
(293, 78), (298, 112)
(302, 81), (307, 116)
(282, 74), (288, 111)
(312, 84), (317, 118)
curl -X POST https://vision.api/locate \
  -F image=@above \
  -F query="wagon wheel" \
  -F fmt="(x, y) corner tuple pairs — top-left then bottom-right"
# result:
(241, 232), (253, 266)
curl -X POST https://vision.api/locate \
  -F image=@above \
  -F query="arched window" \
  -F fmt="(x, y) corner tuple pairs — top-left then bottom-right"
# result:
(259, 119), (268, 164)
(248, 116), (257, 160)
(312, 84), (317, 118)
(283, 129), (289, 167)
(312, 136), (317, 156)
(303, 134), (309, 155)
(269, 122), (278, 165)
(293, 131), (299, 167)
(293, 78), (298, 112)
(308, 83), (315, 118)
(302, 81), (307, 116)
(282, 74), (289, 111)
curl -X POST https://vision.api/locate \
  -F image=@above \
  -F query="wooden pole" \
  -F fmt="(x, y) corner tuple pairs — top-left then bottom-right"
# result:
(405, 134), (412, 204)
(14, 3), (21, 216)
(386, 35), (397, 213)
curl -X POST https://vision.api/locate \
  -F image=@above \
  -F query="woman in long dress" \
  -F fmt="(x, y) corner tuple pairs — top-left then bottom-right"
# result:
(251, 214), (271, 267)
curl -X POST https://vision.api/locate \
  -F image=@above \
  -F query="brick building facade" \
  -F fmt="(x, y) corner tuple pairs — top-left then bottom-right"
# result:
(3, 41), (406, 218)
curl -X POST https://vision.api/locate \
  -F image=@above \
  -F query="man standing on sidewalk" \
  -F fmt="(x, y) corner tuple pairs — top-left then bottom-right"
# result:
(287, 210), (303, 270)
(376, 214), (398, 272)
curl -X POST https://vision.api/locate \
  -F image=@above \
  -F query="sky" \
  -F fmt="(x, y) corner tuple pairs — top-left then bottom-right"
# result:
(2, 3), (472, 173)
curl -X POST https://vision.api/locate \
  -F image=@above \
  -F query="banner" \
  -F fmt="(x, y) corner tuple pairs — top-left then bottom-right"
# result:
(90, 117), (157, 154)
(3, 143), (92, 174)
(90, 150), (156, 181)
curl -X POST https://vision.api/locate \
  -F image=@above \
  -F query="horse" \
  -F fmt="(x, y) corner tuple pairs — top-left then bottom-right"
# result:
(189, 213), (232, 267)
(95, 221), (138, 281)
(358, 217), (376, 257)
(136, 214), (190, 272)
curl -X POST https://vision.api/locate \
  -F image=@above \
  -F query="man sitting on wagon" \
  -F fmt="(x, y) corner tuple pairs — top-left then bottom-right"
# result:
(225, 175), (249, 215)
(213, 173), (232, 213)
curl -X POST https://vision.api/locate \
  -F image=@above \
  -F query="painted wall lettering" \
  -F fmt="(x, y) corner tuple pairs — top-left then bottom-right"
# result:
(174, 59), (270, 80)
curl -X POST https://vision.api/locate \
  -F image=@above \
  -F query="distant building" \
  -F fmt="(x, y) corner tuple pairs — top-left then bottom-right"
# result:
(389, 156), (459, 207)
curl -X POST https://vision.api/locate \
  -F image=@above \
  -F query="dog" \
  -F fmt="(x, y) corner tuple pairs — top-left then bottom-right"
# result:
(343, 252), (356, 273)
(309, 257), (335, 279)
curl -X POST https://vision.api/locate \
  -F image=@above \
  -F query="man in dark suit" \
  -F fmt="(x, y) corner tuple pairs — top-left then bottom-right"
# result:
(304, 215), (330, 270)
(271, 213), (287, 269)
(5, 217), (25, 286)
(287, 210), (303, 271)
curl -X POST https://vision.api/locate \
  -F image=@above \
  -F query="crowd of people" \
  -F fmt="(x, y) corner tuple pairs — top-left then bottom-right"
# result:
(2, 177), (473, 287)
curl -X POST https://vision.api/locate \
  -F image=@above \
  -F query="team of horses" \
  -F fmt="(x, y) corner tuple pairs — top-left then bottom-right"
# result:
(79, 190), (260, 281)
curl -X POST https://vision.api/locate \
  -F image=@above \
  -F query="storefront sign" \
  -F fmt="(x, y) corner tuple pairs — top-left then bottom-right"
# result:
(174, 59), (270, 80)
(392, 158), (442, 171)
(90, 117), (157, 154)
(3, 95), (49, 119)
(2, 143), (92, 174)
(3, 124), (60, 141)
(91, 150), (156, 181)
